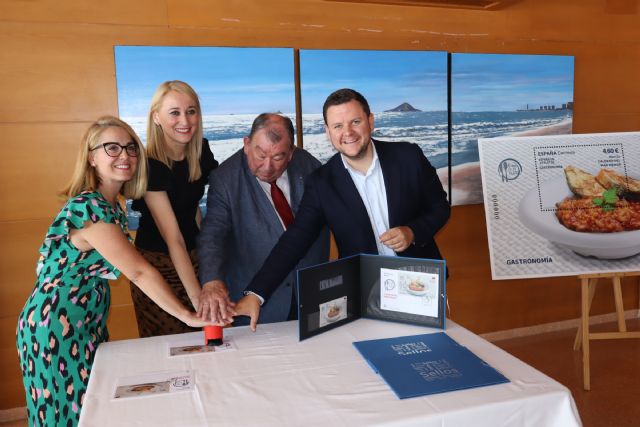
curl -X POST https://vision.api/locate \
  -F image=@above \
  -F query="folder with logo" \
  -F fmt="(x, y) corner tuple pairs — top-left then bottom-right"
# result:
(353, 332), (509, 399)
(296, 254), (446, 340)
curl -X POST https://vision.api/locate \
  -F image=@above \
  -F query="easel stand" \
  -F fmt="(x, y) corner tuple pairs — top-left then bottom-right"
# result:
(573, 272), (640, 390)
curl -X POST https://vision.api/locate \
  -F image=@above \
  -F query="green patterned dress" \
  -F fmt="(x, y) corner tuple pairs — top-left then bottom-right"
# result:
(16, 191), (130, 427)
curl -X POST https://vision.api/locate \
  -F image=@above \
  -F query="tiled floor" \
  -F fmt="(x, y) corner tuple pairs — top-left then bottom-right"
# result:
(3, 319), (638, 426)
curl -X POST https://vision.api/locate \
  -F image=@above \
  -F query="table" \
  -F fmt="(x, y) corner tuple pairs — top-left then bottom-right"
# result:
(80, 319), (582, 426)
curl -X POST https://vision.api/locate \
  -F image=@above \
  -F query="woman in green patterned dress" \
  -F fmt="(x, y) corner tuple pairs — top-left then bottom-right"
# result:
(16, 116), (216, 427)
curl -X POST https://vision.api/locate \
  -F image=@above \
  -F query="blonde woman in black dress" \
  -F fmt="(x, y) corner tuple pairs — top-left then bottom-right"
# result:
(130, 80), (222, 336)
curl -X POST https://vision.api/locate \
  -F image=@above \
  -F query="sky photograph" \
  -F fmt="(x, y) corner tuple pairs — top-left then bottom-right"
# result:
(114, 46), (296, 117)
(300, 49), (448, 114)
(452, 53), (574, 111)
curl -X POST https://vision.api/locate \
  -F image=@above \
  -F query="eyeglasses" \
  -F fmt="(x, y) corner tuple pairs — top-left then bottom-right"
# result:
(91, 142), (140, 157)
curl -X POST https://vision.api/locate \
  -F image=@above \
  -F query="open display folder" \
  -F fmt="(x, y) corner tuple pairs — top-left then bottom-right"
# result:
(353, 332), (509, 399)
(296, 254), (446, 340)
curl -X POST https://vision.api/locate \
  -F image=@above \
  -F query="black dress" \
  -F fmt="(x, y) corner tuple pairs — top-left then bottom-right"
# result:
(130, 139), (218, 337)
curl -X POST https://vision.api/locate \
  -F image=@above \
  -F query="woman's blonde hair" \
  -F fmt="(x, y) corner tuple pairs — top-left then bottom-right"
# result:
(61, 116), (148, 199)
(146, 80), (204, 182)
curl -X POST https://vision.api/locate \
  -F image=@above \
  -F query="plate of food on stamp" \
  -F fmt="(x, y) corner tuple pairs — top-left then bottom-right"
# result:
(406, 280), (428, 296)
(518, 166), (640, 259)
(324, 304), (342, 322)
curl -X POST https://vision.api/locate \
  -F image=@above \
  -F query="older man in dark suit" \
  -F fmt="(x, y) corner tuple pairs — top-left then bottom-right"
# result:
(196, 113), (329, 325)
(236, 88), (451, 330)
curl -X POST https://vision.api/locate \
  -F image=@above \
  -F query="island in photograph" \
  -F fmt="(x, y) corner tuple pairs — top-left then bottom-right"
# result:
(300, 50), (574, 206)
(299, 48), (449, 185)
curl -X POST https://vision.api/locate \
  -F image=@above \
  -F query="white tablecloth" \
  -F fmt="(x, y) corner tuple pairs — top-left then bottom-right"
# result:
(80, 319), (582, 426)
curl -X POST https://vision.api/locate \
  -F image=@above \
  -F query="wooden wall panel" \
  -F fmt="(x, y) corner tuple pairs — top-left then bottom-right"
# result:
(0, 123), (88, 221)
(166, 0), (640, 46)
(572, 47), (640, 116)
(2, 0), (168, 26)
(575, 113), (640, 133)
(505, 2), (639, 43)
(0, 315), (27, 410)
(106, 304), (140, 341)
(110, 274), (135, 306)
(0, 23), (120, 123)
(0, 220), (49, 317)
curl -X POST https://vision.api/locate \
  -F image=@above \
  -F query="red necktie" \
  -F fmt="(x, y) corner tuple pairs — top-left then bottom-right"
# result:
(270, 181), (294, 229)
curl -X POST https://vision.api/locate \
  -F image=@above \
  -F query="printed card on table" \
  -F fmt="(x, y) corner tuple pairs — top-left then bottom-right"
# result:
(168, 337), (236, 357)
(113, 371), (194, 400)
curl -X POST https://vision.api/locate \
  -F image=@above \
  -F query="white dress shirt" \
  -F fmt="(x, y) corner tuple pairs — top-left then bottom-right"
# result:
(341, 144), (396, 257)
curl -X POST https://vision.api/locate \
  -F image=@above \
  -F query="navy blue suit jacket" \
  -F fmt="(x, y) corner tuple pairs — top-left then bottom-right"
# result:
(246, 139), (450, 301)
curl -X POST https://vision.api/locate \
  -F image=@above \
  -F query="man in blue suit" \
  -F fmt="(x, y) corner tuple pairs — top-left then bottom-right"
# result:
(196, 113), (329, 325)
(236, 89), (451, 330)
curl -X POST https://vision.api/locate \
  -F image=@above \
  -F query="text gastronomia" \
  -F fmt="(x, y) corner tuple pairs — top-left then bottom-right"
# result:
(506, 257), (553, 265)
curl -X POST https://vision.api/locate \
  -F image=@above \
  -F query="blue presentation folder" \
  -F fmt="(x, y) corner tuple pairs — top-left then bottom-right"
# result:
(353, 332), (509, 399)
